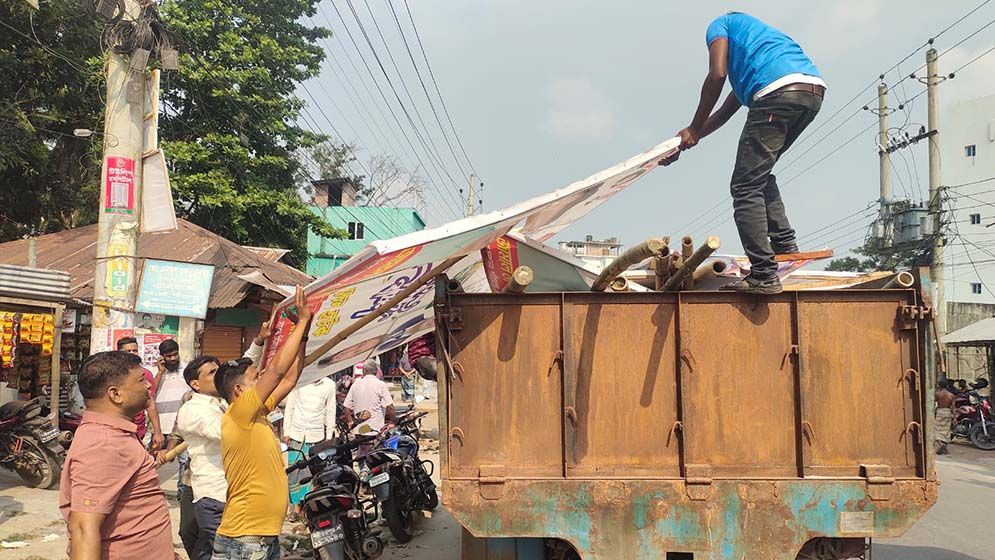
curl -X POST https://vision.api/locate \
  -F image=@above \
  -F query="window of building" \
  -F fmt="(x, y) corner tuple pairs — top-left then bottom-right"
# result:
(965, 144), (977, 157)
(347, 221), (365, 240)
(971, 213), (982, 225)
(972, 283), (983, 295)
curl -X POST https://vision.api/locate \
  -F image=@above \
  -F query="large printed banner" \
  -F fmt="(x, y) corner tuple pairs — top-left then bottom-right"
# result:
(264, 137), (680, 384)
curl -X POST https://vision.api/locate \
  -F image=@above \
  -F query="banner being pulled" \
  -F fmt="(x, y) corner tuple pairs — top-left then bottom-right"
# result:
(263, 138), (680, 384)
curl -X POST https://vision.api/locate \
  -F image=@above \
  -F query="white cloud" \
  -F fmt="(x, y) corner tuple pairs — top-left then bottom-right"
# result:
(940, 45), (995, 104)
(544, 77), (616, 140)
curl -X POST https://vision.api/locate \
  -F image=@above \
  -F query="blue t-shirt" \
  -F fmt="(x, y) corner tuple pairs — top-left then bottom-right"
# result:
(705, 12), (821, 107)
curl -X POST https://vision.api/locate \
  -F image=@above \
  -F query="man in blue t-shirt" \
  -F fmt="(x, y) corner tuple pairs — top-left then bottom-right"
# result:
(664, 12), (826, 295)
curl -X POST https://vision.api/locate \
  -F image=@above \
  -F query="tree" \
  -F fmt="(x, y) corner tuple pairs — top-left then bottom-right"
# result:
(0, 2), (104, 241)
(361, 154), (427, 210)
(160, 0), (345, 265)
(300, 139), (364, 197)
(826, 237), (927, 272)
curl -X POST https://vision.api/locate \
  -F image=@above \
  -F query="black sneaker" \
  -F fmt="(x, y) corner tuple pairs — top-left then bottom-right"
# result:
(772, 242), (799, 255)
(720, 275), (783, 295)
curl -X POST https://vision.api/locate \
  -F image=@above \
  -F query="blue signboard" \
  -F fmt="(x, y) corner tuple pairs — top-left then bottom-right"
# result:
(136, 260), (215, 319)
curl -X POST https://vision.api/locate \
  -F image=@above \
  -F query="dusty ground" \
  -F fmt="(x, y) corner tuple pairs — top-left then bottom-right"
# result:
(2, 401), (991, 560)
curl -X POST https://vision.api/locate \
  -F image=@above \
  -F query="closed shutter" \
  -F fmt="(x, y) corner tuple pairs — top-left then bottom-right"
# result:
(201, 325), (243, 362)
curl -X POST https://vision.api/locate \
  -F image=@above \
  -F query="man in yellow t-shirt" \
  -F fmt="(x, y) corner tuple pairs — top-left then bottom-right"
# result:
(210, 287), (312, 560)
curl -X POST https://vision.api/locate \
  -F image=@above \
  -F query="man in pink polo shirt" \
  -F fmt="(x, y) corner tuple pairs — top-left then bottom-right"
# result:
(60, 350), (174, 560)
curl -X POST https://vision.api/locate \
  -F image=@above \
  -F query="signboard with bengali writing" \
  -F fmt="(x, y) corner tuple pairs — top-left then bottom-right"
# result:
(263, 137), (681, 384)
(104, 156), (136, 215)
(136, 260), (215, 319)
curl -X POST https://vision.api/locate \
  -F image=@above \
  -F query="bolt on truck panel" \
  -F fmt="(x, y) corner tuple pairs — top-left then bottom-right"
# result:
(435, 285), (937, 560)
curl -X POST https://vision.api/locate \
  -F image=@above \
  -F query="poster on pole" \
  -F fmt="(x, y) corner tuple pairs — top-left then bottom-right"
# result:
(262, 137), (681, 384)
(136, 260), (215, 319)
(104, 156), (136, 215)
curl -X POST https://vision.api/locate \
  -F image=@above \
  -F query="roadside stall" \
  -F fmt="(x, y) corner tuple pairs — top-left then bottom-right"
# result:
(0, 264), (70, 420)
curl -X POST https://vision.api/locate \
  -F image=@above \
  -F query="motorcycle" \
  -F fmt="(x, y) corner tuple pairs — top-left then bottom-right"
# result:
(287, 434), (384, 560)
(951, 378), (994, 450)
(0, 397), (66, 488)
(363, 409), (438, 543)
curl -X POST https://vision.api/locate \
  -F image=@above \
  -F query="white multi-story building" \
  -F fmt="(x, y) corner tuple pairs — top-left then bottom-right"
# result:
(558, 235), (622, 273)
(943, 94), (995, 305)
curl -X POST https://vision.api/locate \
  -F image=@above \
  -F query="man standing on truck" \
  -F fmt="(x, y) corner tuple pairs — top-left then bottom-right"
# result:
(663, 12), (825, 295)
(934, 379), (955, 455)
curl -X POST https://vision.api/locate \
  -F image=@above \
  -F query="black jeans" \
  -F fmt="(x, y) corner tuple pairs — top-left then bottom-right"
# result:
(178, 484), (200, 559)
(193, 498), (226, 560)
(731, 90), (823, 279)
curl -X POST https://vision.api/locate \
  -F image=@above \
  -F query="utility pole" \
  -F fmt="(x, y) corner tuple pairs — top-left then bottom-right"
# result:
(877, 83), (894, 268)
(927, 47), (946, 343)
(466, 174), (478, 217)
(90, 0), (146, 352)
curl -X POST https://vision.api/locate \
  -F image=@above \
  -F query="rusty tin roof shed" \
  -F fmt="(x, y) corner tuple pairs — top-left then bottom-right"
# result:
(0, 219), (311, 309)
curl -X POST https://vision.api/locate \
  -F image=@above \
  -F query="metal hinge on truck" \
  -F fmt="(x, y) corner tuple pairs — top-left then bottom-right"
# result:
(478, 464), (506, 500)
(861, 464), (895, 501)
(897, 304), (933, 330)
(685, 464), (713, 501)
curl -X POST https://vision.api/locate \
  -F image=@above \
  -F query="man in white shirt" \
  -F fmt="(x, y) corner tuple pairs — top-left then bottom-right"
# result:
(175, 356), (227, 560)
(282, 375), (337, 512)
(343, 358), (396, 434)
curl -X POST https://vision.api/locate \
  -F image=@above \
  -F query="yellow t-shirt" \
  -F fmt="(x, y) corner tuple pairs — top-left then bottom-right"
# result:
(216, 387), (287, 537)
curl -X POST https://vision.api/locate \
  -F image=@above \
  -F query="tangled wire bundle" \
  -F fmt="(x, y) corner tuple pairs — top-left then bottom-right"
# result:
(87, 0), (176, 68)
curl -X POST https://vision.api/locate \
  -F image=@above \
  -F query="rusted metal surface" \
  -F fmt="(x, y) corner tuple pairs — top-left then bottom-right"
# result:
(448, 479), (937, 560)
(439, 287), (936, 560)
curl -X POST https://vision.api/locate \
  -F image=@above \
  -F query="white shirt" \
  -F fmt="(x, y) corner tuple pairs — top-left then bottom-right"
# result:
(343, 375), (394, 432)
(754, 73), (827, 102)
(175, 392), (228, 503)
(283, 378), (337, 443)
(155, 366), (188, 435)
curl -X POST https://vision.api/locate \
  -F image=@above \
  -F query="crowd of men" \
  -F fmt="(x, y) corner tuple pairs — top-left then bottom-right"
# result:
(58, 287), (415, 560)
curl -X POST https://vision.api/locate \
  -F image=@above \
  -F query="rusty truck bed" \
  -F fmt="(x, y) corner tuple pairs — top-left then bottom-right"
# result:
(434, 286), (937, 560)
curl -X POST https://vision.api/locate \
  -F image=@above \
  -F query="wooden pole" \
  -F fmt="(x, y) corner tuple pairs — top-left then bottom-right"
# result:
(501, 266), (533, 294)
(681, 236), (694, 290)
(663, 237), (721, 291)
(692, 260), (727, 282)
(591, 238), (669, 292)
(654, 254), (673, 291)
(304, 256), (464, 367)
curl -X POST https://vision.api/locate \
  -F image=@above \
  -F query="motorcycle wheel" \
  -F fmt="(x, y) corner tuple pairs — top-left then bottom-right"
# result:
(13, 436), (61, 489)
(383, 482), (415, 543)
(968, 421), (995, 450)
(424, 486), (439, 511)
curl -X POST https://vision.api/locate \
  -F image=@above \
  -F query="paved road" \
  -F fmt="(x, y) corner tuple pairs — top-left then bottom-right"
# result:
(873, 442), (995, 560)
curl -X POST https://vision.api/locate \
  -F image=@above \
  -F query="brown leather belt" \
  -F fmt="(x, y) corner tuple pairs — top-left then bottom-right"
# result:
(773, 82), (825, 97)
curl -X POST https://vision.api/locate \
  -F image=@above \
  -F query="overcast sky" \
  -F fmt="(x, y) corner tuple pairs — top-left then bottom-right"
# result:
(301, 1), (995, 264)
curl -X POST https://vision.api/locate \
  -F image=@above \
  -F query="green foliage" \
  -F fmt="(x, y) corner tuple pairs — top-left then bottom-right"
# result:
(160, 0), (345, 264)
(826, 237), (927, 272)
(1, 0), (348, 266)
(0, 1), (105, 240)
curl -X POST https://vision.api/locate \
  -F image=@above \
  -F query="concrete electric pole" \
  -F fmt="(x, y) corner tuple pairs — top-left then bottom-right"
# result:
(877, 84), (891, 216)
(90, 0), (146, 352)
(466, 174), (478, 217)
(926, 47), (946, 341)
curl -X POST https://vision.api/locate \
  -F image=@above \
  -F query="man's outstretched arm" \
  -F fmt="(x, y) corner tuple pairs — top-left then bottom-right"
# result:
(678, 37), (731, 149)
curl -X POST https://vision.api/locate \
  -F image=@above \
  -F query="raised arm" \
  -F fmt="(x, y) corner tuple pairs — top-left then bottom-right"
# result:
(270, 315), (309, 406)
(255, 286), (312, 405)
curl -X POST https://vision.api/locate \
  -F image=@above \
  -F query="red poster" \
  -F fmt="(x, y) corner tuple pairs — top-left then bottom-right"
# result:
(104, 156), (135, 214)
(480, 235), (520, 292)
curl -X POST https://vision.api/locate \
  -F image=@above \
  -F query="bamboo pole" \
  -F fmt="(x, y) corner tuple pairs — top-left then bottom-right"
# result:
(304, 256), (464, 367)
(654, 254), (673, 291)
(692, 260), (728, 282)
(591, 238), (669, 292)
(662, 237), (721, 291)
(609, 277), (630, 292)
(681, 236), (694, 290)
(882, 271), (915, 289)
(502, 266), (534, 294)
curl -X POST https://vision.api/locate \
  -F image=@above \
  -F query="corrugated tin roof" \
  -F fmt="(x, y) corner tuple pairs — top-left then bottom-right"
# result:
(0, 220), (311, 309)
(942, 317), (995, 346)
(243, 246), (292, 263)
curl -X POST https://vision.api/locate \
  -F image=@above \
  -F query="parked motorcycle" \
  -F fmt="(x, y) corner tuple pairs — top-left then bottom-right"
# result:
(287, 434), (384, 560)
(363, 409), (438, 543)
(952, 378), (994, 450)
(0, 398), (65, 488)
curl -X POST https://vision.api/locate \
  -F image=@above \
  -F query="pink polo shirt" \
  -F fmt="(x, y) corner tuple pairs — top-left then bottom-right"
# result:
(59, 411), (173, 560)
